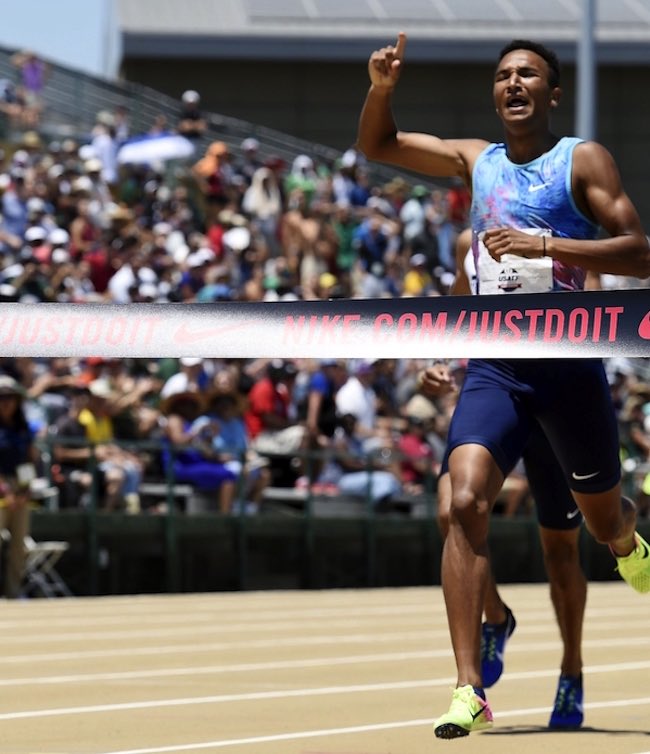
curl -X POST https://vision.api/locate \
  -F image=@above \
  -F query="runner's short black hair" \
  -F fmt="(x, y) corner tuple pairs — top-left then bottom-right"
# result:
(498, 39), (561, 88)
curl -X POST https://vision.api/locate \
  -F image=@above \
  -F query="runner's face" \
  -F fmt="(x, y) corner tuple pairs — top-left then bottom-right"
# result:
(493, 49), (557, 125)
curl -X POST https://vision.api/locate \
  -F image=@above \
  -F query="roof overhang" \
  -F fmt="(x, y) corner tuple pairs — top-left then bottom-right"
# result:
(121, 32), (650, 65)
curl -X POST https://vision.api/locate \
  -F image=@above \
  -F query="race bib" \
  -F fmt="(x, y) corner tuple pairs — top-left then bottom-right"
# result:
(477, 228), (552, 294)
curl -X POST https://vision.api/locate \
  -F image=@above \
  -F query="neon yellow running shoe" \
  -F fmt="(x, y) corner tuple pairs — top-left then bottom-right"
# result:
(615, 532), (650, 593)
(434, 685), (494, 739)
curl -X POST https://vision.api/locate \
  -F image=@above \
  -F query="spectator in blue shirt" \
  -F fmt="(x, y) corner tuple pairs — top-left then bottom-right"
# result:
(204, 391), (271, 514)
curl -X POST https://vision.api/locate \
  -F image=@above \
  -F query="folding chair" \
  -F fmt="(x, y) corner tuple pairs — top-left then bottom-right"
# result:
(21, 536), (73, 598)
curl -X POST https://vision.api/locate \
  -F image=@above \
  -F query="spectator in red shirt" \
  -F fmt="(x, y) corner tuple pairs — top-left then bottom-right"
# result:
(245, 360), (305, 457)
(446, 178), (471, 231)
(398, 414), (438, 494)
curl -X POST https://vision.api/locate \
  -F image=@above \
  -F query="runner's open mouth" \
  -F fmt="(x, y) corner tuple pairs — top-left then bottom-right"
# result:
(507, 97), (528, 109)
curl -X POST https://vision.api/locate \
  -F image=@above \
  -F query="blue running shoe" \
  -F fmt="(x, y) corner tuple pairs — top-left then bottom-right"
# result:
(549, 674), (584, 729)
(481, 605), (516, 688)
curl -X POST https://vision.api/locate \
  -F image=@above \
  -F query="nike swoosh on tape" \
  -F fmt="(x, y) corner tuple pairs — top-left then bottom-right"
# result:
(572, 471), (600, 481)
(566, 508), (581, 519)
(638, 311), (650, 340)
(173, 321), (251, 344)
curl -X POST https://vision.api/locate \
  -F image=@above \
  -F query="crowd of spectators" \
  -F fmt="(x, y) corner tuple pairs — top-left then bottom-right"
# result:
(0, 72), (648, 522)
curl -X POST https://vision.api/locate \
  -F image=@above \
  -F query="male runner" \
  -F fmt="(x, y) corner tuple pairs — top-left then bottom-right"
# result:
(421, 228), (586, 729)
(357, 35), (650, 738)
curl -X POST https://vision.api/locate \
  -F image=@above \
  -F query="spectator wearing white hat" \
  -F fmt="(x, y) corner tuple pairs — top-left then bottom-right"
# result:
(178, 90), (207, 140)
(46, 229), (75, 298)
(237, 136), (262, 186)
(160, 358), (209, 400)
(49, 227), (70, 249)
(107, 249), (157, 304)
(25, 195), (56, 235)
(23, 224), (52, 266)
(91, 110), (118, 185)
(178, 249), (213, 301)
(332, 148), (368, 209)
(24, 225), (47, 246)
(11, 232), (53, 301)
(285, 155), (317, 207)
(403, 253), (435, 296)
(84, 157), (113, 210)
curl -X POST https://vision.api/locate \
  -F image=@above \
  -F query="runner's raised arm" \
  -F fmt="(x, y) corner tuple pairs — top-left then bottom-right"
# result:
(356, 32), (486, 182)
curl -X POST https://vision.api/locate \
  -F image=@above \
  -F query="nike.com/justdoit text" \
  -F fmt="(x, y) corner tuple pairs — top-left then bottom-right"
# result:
(283, 306), (624, 344)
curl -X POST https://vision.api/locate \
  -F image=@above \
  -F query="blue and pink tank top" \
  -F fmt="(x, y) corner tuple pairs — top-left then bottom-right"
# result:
(470, 136), (599, 293)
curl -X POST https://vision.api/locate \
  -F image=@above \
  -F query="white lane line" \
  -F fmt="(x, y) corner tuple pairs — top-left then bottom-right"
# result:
(0, 613), (648, 666)
(0, 617), (436, 645)
(0, 631), (440, 666)
(5, 609), (650, 652)
(0, 651), (445, 697)
(1, 658), (649, 720)
(0, 599), (646, 635)
(0, 634), (649, 685)
(0, 679), (446, 721)
(0, 602), (443, 629)
(91, 696), (650, 754)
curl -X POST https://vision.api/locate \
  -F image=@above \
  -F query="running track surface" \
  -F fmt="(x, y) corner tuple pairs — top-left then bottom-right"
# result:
(1, 583), (649, 754)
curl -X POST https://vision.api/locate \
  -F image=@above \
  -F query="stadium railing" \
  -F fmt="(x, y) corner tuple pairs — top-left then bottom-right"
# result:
(0, 44), (438, 188)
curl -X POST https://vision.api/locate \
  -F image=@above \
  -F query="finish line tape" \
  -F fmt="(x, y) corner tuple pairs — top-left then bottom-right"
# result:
(0, 289), (648, 359)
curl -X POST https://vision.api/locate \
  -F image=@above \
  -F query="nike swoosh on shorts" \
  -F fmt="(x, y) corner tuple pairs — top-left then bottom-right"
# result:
(572, 471), (600, 481)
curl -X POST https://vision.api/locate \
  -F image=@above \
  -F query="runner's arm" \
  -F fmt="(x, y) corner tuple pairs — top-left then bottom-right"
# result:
(451, 227), (473, 296)
(546, 142), (650, 277)
(356, 33), (486, 181)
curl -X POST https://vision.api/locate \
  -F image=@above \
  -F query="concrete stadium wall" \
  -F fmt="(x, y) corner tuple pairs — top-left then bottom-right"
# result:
(121, 58), (650, 225)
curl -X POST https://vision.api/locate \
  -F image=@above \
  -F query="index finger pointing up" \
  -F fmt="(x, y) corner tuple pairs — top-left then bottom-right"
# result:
(394, 31), (407, 60)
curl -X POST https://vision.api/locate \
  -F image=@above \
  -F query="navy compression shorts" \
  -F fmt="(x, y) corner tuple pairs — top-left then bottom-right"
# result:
(440, 419), (582, 530)
(446, 358), (621, 496)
